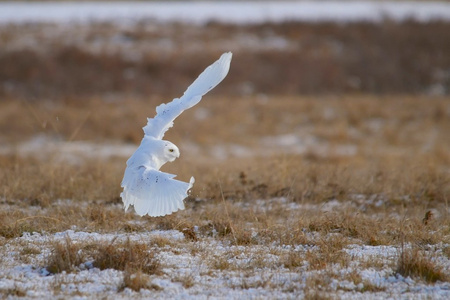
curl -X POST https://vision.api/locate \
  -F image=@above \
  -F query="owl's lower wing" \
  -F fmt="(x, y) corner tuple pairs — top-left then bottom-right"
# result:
(121, 167), (195, 217)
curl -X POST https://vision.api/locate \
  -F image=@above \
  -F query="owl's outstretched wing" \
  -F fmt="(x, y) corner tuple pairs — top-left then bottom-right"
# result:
(121, 167), (195, 217)
(143, 52), (232, 140)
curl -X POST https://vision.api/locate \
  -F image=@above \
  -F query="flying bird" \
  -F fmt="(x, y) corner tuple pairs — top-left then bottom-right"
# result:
(121, 52), (232, 217)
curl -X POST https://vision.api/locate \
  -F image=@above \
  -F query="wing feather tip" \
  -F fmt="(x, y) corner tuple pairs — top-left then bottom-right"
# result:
(188, 176), (195, 190)
(221, 51), (233, 62)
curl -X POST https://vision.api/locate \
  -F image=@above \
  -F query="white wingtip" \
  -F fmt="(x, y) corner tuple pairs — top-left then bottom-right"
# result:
(142, 52), (232, 139)
(221, 52), (233, 61)
(183, 52), (232, 98)
(188, 176), (195, 191)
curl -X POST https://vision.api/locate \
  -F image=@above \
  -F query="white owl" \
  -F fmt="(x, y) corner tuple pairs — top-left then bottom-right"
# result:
(121, 52), (232, 217)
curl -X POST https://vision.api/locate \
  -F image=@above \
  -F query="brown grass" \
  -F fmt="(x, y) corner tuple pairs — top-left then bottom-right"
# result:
(46, 236), (162, 278)
(46, 236), (87, 274)
(120, 269), (151, 292)
(397, 247), (449, 283)
(0, 286), (26, 298)
(91, 238), (161, 275)
(172, 272), (196, 289)
(45, 236), (163, 292)
(1, 94), (449, 296)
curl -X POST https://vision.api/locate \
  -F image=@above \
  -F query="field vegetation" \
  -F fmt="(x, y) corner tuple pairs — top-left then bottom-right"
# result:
(0, 18), (449, 298)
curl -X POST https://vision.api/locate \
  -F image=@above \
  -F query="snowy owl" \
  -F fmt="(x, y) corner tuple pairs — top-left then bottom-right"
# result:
(121, 52), (232, 217)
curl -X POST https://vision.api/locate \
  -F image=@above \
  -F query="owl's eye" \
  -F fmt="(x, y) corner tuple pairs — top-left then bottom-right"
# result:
(169, 149), (174, 153)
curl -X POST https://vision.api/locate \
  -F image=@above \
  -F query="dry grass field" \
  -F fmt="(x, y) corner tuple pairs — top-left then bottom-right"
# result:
(1, 95), (449, 298)
(0, 18), (449, 299)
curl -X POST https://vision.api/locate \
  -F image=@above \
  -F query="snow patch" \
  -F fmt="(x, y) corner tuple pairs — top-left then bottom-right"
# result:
(1, 229), (449, 298)
(0, 134), (136, 163)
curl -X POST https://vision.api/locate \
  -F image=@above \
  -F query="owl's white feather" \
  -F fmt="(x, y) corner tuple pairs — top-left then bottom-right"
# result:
(121, 52), (232, 217)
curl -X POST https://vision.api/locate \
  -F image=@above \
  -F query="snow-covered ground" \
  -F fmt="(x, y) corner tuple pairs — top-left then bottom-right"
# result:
(1, 1), (450, 25)
(1, 228), (449, 299)
(1, 135), (449, 298)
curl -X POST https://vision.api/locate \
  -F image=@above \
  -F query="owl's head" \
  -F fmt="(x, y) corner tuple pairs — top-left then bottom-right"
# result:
(163, 141), (180, 162)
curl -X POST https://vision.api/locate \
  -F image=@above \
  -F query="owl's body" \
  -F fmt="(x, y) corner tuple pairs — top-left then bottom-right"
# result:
(121, 52), (232, 217)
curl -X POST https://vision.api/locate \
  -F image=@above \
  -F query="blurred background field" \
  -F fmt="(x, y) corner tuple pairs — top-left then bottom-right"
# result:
(1, 20), (449, 99)
(0, 1), (449, 299)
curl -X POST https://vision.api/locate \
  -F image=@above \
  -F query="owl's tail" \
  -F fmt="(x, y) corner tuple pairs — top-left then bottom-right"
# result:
(121, 167), (195, 217)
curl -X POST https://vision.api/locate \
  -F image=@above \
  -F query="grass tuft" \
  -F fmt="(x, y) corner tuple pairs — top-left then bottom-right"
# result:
(0, 286), (27, 297)
(92, 238), (161, 275)
(46, 236), (85, 274)
(119, 269), (160, 292)
(172, 272), (196, 288)
(396, 247), (448, 283)
(281, 250), (305, 269)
